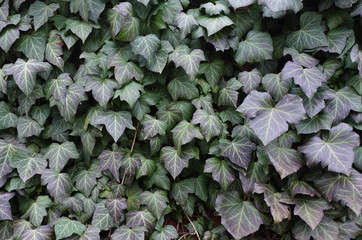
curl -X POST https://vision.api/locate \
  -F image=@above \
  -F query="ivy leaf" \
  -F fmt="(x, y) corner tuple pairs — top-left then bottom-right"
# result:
(265, 140), (303, 179)
(59, 83), (87, 122)
(215, 191), (263, 239)
(106, 198), (127, 223)
(204, 157), (235, 190)
(150, 225), (178, 240)
(171, 178), (195, 205)
(29, 1), (59, 30)
(17, 117), (43, 138)
(160, 146), (194, 179)
(171, 120), (203, 149)
(74, 165), (100, 197)
(283, 47), (319, 68)
(14, 30), (47, 61)
(126, 209), (156, 233)
(45, 33), (64, 70)
(299, 123), (360, 175)
(167, 72), (199, 101)
(259, 0), (303, 13)
(140, 190), (168, 219)
(10, 150), (47, 182)
(286, 12), (328, 51)
(98, 145), (124, 182)
(79, 226), (100, 240)
(131, 34), (160, 64)
(176, 12), (198, 39)
(200, 2), (230, 16)
(234, 30), (273, 66)
(45, 141), (78, 172)
(292, 217), (339, 240)
(199, 59), (224, 88)
(197, 15), (233, 36)
(324, 87), (362, 123)
(66, 19), (94, 43)
(20, 225), (54, 240)
(116, 16), (140, 42)
(22, 196), (52, 227)
(5, 58), (51, 95)
(141, 115), (167, 140)
(350, 44), (362, 77)
(147, 41), (173, 73)
(281, 61), (327, 99)
(239, 159), (268, 194)
(296, 113), (334, 134)
(111, 57), (144, 86)
(44, 73), (73, 104)
(85, 76), (117, 108)
(95, 110), (135, 142)
(0, 192), (15, 220)
(122, 153), (142, 177)
(0, 101), (17, 130)
(169, 45), (205, 80)
(92, 203), (115, 231)
(218, 77), (243, 107)
(31, 105), (50, 126)
(144, 164), (170, 191)
(161, 0), (183, 24)
(254, 184), (290, 223)
(237, 91), (306, 146)
(238, 68), (262, 94)
(262, 73), (292, 101)
(114, 81), (144, 107)
(54, 217), (86, 240)
(219, 137), (256, 169)
(191, 109), (223, 142)
(314, 169), (362, 215)
(290, 181), (321, 199)
(111, 226), (145, 240)
(41, 169), (73, 201)
(71, 0), (105, 23)
(0, 27), (20, 53)
(325, 26), (352, 54)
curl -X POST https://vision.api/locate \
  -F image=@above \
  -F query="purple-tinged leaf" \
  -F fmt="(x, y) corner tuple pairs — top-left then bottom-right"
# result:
(74, 164), (101, 197)
(141, 115), (167, 140)
(41, 169), (73, 201)
(296, 112), (334, 134)
(44, 73), (73, 104)
(215, 191), (263, 239)
(204, 157), (235, 190)
(238, 68), (262, 94)
(106, 198), (127, 223)
(339, 220), (362, 240)
(13, 219), (32, 239)
(292, 217), (339, 240)
(85, 76), (117, 108)
(290, 181), (321, 199)
(0, 27), (20, 53)
(92, 203), (115, 231)
(98, 145), (124, 182)
(265, 140), (303, 179)
(140, 190), (168, 219)
(314, 169), (362, 215)
(0, 192), (15, 220)
(324, 87), (362, 123)
(283, 47), (319, 68)
(218, 77), (243, 107)
(171, 120), (203, 149)
(150, 225), (178, 240)
(281, 61), (327, 99)
(171, 178), (195, 205)
(219, 137), (256, 169)
(45, 32), (64, 70)
(22, 196), (52, 227)
(20, 225), (54, 240)
(95, 110), (135, 142)
(299, 123), (360, 175)
(350, 44), (362, 77)
(239, 158), (268, 194)
(17, 116), (43, 138)
(160, 146), (194, 179)
(254, 184), (290, 223)
(45, 141), (79, 172)
(0, 139), (27, 181)
(237, 91), (306, 145)
(111, 226), (145, 240)
(126, 209), (156, 233)
(122, 153), (142, 177)
(176, 12), (198, 39)
(79, 226), (101, 240)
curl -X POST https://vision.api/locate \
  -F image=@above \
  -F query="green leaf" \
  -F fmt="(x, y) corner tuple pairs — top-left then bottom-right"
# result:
(85, 76), (117, 108)
(58, 83), (87, 122)
(116, 16), (140, 42)
(114, 81), (144, 107)
(259, 0), (303, 13)
(0, 27), (20, 53)
(111, 56), (144, 86)
(126, 209), (156, 233)
(92, 203), (115, 231)
(45, 141), (79, 172)
(262, 73), (292, 101)
(234, 30), (273, 66)
(219, 137), (256, 169)
(44, 73), (73, 104)
(22, 196), (52, 227)
(29, 1), (59, 30)
(131, 34), (161, 64)
(191, 109), (222, 142)
(197, 15), (234, 36)
(41, 169), (73, 201)
(10, 150), (47, 182)
(45, 33), (64, 70)
(292, 217), (339, 240)
(150, 225), (178, 240)
(0, 101), (17, 130)
(296, 113), (333, 134)
(66, 19), (94, 43)
(176, 12), (198, 39)
(218, 77), (243, 107)
(140, 190), (168, 219)
(204, 157), (235, 190)
(171, 120), (203, 149)
(215, 191), (263, 239)
(14, 30), (47, 61)
(171, 178), (195, 204)
(286, 12), (328, 51)
(239, 68), (262, 94)
(106, 198), (127, 223)
(71, 0), (105, 22)
(54, 217), (86, 240)
(167, 72), (199, 101)
(5, 58), (51, 95)
(95, 110), (135, 142)
(98, 145), (124, 182)
(160, 146), (194, 179)
(169, 45), (205, 80)
(141, 115), (167, 140)
(0, 192), (15, 220)
(199, 59), (224, 88)
(111, 226), (145, 240)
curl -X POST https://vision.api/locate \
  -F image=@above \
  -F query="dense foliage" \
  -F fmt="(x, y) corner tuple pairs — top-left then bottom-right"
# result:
(0, 0), (361, 239)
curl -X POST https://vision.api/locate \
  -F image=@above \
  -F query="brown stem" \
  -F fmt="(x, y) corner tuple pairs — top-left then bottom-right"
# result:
(185, 214), (200, 240)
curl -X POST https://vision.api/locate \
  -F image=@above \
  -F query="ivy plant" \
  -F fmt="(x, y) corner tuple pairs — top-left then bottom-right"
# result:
(0, 0), (361, 239)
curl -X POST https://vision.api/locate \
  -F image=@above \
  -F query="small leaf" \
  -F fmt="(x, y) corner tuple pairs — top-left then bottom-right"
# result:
(11, 150), (47, 182)
(140, 190), (168, 219)
(171, 120), (203, 149)
(29, 1), (59, 30)
(197, 15), (234, 36)
(238, 68), (262, 94)
(99, 145), (124, 182)
(219, 137), (256, 169)
(54, 217), (86, 240)
(218, 78), (243, 107)
(0, 192), (15, 220)
(0, 102), (17, 130)
(111, 226), (145, 240)
(114, 81), (144, 108)
(85, 76), (117, 108)
(106, 198), (127, 223)
(204, 157), (235, 190)
(160, 146), (194, 179)
(191, 109), (223, 142)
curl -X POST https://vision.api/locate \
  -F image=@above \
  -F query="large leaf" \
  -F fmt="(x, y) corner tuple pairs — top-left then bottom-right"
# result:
(237, 91), (306, 145)
(176, 12), (198, 39)
(140, 190), (168, 219)
(299, 123), (360, 175)
(20, 225), (54, 240)
(131, 34), (160, 64)
(215, 191), (263, 239)
(5, 58), (51, 95)
(10, 150), (47, 182)
(234, 30), (273, 66)
(54, 217), (85, 240)
(41, 169), (73, 201)
(197, 15), (234, 36)
(286, 12), (328, 51)
(95, 110), (135, 142)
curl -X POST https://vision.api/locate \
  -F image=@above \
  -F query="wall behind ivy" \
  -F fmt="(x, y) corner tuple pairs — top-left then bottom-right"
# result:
(0, 0), (361, 239)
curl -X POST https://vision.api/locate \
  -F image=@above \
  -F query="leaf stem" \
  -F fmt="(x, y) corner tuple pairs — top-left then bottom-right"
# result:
(185, 213), (200, 240)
